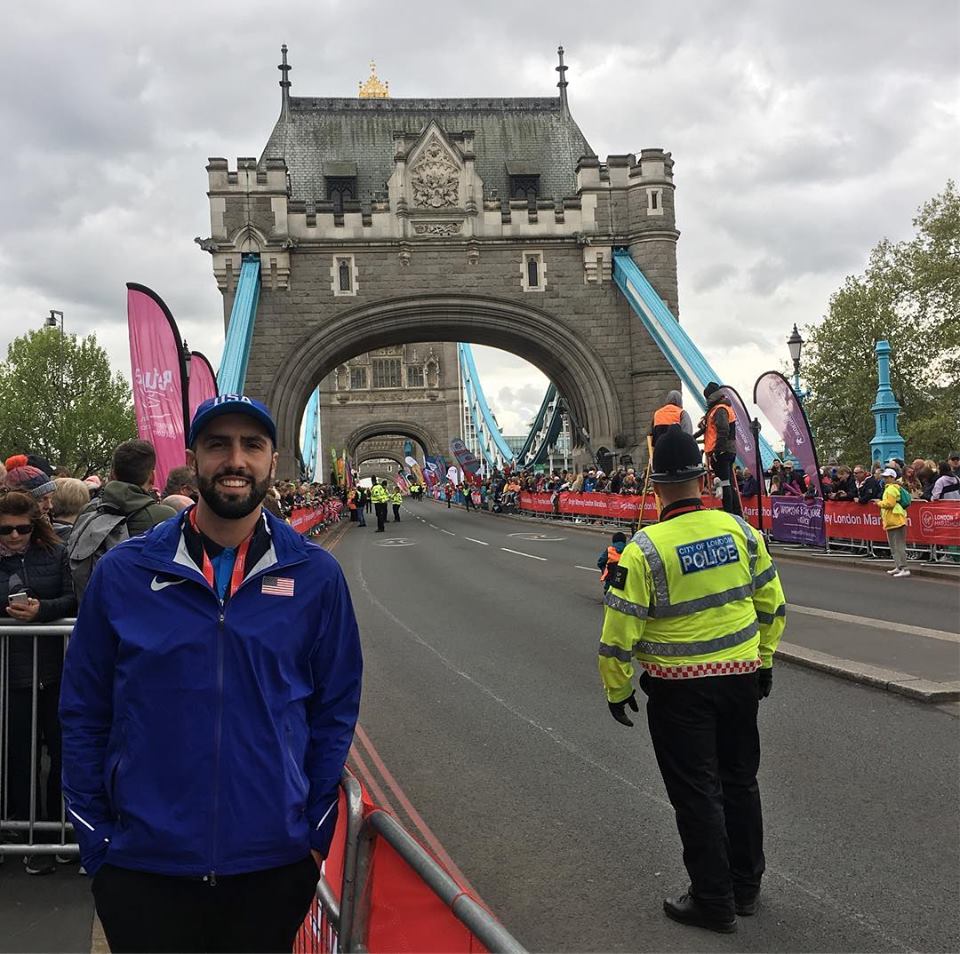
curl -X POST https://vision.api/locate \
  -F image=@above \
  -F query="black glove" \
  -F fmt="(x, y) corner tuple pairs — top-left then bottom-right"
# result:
(608, 691), (639, 727)
(758, 668), (773, 700)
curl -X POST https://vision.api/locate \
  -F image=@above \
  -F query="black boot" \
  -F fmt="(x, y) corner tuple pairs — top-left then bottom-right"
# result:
(735, 889), (760, 916)
(663, 894), (736, 933)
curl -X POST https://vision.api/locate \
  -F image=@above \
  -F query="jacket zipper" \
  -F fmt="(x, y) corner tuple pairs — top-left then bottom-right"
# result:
(208, 599), (225, 887)
(147, 547), (309, 885)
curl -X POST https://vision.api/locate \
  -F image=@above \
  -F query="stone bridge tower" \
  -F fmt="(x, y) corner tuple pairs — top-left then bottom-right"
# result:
(201, 49), (680, 477)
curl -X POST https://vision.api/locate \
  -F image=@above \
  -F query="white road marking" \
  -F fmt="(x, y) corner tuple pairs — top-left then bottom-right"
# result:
(576, 565), (601, 573)
(789, 604), (959, 643)
(464, 537), (489, 546)
(440, 529), (456, 536)
(428, 524), (439, 529)
(501, 547), (547, 562)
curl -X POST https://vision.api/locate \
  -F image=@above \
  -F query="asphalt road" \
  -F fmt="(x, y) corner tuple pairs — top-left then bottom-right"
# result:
(338, 500), (960, 953)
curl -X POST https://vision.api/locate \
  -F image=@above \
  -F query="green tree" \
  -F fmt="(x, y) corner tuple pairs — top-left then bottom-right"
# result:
(0, 329), (136, 477)
(804, 181), (960, 465)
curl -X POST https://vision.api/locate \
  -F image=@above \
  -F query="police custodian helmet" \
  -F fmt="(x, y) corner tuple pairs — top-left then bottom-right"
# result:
(651, 425), (707, 484)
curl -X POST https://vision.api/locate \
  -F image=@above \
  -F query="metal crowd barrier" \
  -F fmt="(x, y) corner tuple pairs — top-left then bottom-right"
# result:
(0, 618), (79, 859)
(297, 774), (525, 953)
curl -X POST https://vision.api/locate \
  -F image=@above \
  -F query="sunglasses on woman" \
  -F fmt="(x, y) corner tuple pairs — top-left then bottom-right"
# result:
(0, 524), (33, 536)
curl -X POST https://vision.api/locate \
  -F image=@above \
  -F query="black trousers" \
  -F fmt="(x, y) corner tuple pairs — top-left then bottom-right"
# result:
(711, 452), (743, 516)
(374, 503), (388, 531)
(7, 682), (62, 830)
(392, 504), (400, 521)
(644, 672), (764, 916)
(92, 857), (318, 953)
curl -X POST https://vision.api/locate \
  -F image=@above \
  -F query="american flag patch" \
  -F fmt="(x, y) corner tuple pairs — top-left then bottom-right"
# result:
(261, 576), (295, 597)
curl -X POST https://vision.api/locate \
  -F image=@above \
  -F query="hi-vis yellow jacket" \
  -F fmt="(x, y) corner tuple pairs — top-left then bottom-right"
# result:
(370, 484), (389, 504)
(391, 489), (403, 506)
(599, 507), (786, 702)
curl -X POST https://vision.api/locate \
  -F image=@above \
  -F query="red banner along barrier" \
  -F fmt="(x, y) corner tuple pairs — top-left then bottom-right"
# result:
(518, 493), (960, 547)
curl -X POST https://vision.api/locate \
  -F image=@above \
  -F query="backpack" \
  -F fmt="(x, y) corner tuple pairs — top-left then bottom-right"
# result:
(67, 501), (152, 600)
(897, 485), (912, 509)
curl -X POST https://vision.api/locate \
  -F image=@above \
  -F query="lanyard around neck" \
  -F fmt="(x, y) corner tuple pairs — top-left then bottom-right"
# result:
(189, 508), (253, 600)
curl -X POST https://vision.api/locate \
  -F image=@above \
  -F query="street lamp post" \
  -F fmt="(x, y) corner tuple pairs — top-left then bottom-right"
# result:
(45, 310), (65, 466)
(787, 323), (805, 401)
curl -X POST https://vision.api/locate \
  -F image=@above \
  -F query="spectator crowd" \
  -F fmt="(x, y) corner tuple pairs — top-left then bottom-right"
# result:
(453, 451), (960, 511)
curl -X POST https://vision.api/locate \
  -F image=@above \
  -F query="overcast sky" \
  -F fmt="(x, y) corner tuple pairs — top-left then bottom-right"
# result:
(1, 1), (956, 439)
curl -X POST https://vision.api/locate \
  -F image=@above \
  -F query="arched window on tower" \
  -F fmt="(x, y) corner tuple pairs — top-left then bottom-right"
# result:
(509, 174), (540, 206)
(325, 176), (357, 214)
(339, 259), (352, 292)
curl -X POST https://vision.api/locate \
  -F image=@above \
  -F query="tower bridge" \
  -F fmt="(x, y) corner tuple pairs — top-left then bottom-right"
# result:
(203, 48), (684, 477)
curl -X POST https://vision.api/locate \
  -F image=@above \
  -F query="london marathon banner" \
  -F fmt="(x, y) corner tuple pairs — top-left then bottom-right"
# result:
(753, 371), (823, 497)
(126, 284), (189, 491)
(187, 350), (218, 423)
(449, 437), (481, 477)
(770, 496), (827, 546)
(404, 455), (426, 489)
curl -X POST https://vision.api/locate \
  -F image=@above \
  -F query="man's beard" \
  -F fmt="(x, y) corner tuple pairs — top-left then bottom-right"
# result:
(197, 470), (271, 519)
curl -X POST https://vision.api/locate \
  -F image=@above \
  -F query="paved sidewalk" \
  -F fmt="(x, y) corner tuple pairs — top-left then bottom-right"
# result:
(0, 859), (93, 954)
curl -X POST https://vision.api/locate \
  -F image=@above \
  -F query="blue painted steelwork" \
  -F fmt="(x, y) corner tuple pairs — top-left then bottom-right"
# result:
(514, 384), (564, 468)
(217, 255), (261, 393)
(869, 339), (905, 464)
(612, 250), (776, 469)
(300, 388), (321, 481)
(458, 343), (515, 469)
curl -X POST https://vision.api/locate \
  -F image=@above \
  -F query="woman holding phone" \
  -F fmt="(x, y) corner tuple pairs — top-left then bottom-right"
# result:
(0, 490), (77, 875)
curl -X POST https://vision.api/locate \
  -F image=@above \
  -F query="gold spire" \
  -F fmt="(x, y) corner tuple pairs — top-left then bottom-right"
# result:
(358, 60), (390, 99)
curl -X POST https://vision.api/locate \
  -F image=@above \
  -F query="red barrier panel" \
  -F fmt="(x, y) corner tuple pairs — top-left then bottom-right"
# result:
(289, 502), (343, 534)
(365, 817), (487, 954)
(518, 492), (960, 546)
(294, 780), (493, 954)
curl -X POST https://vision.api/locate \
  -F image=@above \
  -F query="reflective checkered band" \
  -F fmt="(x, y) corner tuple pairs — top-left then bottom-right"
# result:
(641, 658), (761, 679)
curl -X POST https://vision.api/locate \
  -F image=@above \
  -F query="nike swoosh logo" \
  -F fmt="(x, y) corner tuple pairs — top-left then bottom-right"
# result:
(151, 576), (186, 592)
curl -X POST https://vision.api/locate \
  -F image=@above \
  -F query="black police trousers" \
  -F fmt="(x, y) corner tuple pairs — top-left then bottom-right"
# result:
(644, 671), (764, 916)
(375, 502), (388, 531)
(711, 452), (743, 517)
(92, 856), (318, 953)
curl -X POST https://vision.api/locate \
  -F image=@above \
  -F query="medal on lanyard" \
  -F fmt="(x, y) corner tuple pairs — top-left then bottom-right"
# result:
(189, 508), (252, 599)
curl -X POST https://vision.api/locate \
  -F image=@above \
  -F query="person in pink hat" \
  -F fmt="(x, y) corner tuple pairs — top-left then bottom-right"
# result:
(4, 455), (57, 520)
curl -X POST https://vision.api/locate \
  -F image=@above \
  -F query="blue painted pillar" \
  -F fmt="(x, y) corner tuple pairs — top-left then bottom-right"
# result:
(869, 340), (905, 464)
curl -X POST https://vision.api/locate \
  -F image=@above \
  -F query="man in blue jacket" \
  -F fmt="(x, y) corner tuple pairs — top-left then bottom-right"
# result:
(60, 395), (363, 953)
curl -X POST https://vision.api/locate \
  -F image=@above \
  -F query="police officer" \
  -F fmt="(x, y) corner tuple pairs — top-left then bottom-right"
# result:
(599, 425), (785, 934)
(390, 486), (402, 522)
(370, 479), (389, 532)
(696, 382), (742, 516)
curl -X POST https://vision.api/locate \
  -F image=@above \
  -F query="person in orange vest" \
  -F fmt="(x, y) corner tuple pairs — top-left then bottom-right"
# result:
(649, 390), (694, 447)
(597, 531), (628, 591)
(696, 382), (742, 516)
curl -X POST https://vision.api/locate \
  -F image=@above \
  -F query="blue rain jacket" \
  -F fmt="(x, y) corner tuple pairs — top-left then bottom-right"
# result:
(59, 509), (362, 878)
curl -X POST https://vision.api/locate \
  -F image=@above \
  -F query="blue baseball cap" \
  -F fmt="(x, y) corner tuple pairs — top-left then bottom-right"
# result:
(188, 394), (277, 447)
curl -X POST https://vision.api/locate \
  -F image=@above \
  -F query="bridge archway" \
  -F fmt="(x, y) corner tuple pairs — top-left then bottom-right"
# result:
(345, 420), (442, 459)
(271, 294), (622, 475)
(355, 452), (405, 470)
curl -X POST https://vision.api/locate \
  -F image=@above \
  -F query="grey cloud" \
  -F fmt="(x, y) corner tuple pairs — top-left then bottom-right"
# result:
(691, 263), (737, 293)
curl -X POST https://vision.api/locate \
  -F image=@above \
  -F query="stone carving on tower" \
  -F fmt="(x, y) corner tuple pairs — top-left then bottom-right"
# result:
(411, 136), (460, 209)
